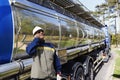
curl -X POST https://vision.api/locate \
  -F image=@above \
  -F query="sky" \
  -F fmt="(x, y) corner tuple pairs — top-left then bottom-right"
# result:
(79, 0), (106, 11)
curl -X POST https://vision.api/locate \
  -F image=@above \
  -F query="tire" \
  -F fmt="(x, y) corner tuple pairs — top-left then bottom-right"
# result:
(86, 62), (94, 80)
(72, 62), (85, 80)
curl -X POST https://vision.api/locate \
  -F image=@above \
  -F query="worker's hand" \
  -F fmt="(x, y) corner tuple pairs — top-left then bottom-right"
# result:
(57, 74), (62, 80)
(34, 33), (40, 38)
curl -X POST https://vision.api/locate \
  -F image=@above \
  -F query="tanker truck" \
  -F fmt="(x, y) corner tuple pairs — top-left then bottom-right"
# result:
(0, 0), (111, 80)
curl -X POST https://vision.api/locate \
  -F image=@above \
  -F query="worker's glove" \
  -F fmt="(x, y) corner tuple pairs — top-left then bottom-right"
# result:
(57, 72), (62, 80)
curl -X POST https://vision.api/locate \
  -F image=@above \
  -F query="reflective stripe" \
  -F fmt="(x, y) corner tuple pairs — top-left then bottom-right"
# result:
(37, 47), (55, 52)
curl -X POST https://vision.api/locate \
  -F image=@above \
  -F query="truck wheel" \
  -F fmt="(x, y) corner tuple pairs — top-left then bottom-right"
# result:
(72, 62), (85, 80)
(86, 62), (94, 80)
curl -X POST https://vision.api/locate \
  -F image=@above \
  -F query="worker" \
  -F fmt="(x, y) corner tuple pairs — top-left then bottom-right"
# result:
(26, 26), (62, 80)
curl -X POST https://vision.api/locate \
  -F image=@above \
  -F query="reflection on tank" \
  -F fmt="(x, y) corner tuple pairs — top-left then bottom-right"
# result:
(12, 6), (105, 60)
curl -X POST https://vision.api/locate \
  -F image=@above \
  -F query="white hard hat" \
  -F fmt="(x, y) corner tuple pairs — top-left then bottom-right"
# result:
(32, 26), (43, 35)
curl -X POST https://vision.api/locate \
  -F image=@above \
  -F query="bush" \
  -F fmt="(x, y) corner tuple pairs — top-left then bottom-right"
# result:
(111, 34), (120, 45)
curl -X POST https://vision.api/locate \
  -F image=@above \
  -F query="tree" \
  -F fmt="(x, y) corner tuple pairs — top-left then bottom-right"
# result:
(92, 3), (109, 24)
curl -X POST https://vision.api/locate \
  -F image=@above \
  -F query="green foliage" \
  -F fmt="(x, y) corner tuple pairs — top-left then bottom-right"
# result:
(113, 50), (120, 79)
(111, 34), (120, 45)
(21, 18), (34, 35)
(111, 34), (116, 44)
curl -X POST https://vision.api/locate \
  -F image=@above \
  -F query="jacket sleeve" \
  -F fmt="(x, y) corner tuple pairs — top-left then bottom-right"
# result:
(26, 38), (40, 55)
(54, 51), (61, 73)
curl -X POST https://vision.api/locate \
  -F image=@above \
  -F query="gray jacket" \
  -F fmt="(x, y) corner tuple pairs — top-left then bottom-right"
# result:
(31, 46), (56, 79)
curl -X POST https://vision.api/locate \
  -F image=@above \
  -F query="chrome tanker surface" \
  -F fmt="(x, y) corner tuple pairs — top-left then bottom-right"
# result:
(12, 0), (105, 60)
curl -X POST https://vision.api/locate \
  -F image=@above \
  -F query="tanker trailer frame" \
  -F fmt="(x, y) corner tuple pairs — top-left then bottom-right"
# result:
(0, 0), (110, 80)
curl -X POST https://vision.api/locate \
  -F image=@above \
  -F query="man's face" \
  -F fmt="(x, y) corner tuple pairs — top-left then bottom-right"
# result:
(34, 30), (44, 39)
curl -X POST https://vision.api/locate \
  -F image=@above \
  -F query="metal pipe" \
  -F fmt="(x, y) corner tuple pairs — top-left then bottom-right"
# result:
(0, 61), (20, 79)
(21, 58), (33, 72)
(0, 58), (33, 79)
